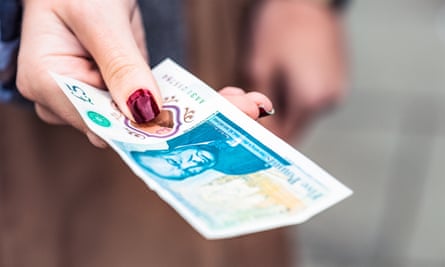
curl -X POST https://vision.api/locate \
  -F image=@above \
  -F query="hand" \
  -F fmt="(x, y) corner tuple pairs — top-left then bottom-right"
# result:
(219, 87), (274, 120)
(16, 0), (161, 148)
(246, 0), (347, 141)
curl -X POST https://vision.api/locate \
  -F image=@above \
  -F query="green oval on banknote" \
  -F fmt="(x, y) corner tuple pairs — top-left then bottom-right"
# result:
(87, 111), (111, 127)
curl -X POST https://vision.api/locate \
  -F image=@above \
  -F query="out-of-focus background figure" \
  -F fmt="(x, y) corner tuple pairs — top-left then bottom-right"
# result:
(185, 0), (347, 141)
(294, 0), (445, 266)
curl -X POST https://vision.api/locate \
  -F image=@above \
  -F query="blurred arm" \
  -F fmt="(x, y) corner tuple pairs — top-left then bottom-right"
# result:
(244, 0), (349, 141)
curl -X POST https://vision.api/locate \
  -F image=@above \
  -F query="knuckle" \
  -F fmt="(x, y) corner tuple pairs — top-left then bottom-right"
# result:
(34, 104), (57, 125)
(65, 1), (97, 17)
(220, 87), (245, 95)
(104, 53), (139, 87)
(16, 66), (55, 102)
(15, 68), (34, 101)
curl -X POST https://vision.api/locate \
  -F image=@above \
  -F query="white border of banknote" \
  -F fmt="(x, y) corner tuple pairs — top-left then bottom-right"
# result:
(51, 59), (352, 239)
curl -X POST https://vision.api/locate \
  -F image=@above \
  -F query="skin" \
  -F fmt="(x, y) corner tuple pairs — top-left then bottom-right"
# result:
(16, 0), (273, 148)
(16, 0), (345, 145)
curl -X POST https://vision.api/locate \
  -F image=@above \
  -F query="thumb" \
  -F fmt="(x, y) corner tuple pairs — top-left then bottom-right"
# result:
(60, 1), (161, 123)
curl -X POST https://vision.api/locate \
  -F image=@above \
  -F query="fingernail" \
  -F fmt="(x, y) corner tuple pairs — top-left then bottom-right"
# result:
(258, 105), (275, 118)
(126, 89), (160, 123)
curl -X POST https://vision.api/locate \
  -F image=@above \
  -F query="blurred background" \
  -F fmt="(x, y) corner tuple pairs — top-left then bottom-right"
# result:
(293, 0), (445, 266)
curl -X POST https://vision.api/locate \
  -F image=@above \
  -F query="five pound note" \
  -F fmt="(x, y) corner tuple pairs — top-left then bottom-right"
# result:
(51, 59), (352, 239)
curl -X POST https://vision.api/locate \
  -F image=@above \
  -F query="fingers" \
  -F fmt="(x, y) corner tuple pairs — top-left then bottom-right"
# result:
(17, 58), (103, 133)
(86, 131), (108, 148)
(59, 1), (161, 123)
(35, 104), (65, 125)
(17, 1), (117, 149)
(219, 87), (274, 120)
(34, 102), (108, 148)
(218, 87), (245, 96)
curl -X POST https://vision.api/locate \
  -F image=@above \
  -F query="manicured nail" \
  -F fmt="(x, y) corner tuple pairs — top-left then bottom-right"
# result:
(258, 105), (275, 118)
(126, 89), (160, 123)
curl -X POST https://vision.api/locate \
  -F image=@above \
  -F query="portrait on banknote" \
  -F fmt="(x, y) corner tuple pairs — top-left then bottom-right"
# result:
(129, 113), (272, 180)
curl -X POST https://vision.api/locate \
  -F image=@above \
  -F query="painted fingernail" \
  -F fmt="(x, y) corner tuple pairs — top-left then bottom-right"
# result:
(258, 105), (275, 118)
(126, 89), (160, 123)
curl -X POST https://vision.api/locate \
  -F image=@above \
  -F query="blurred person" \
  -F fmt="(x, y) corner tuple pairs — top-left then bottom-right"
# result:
(1, 0), (348, 266)
(187, 0), (348, 141)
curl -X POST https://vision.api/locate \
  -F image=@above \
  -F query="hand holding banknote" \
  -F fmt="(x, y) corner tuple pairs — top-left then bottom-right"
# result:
(51, 59), (352, 239)
(16, 0), (274, 148)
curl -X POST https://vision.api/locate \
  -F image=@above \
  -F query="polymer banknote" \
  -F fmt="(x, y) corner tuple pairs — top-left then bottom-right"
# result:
(51, 59), (352, 239)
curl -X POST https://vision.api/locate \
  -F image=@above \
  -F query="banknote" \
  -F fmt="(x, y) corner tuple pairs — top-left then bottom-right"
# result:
(51, 59), (352, 239)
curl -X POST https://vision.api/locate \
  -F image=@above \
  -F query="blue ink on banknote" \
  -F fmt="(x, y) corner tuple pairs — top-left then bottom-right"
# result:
(111, 112), (328, 229)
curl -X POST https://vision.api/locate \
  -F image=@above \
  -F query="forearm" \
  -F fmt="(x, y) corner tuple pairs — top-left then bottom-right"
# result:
(268, 0), (349, 10)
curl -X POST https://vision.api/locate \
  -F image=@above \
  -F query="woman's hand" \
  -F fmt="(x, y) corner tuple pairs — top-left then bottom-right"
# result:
(219, 86), (274, 120)
(17, 0), (161, 147)
(16, 0), (274, 148)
